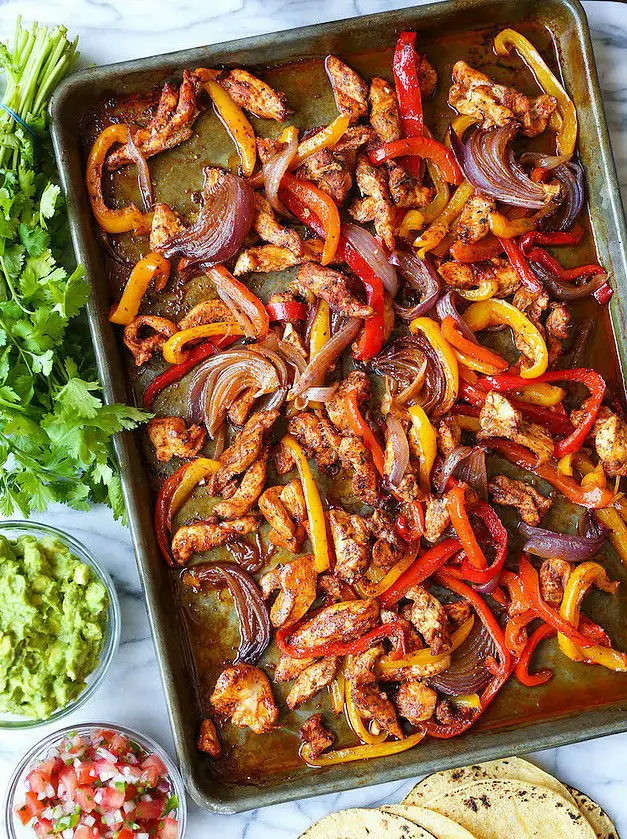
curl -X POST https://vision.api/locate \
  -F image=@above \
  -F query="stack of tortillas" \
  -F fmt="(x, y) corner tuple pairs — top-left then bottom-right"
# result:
(299, 756), (619, 838)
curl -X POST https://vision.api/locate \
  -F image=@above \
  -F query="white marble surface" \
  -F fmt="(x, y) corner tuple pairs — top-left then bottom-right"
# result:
(2, 0), (627, 836)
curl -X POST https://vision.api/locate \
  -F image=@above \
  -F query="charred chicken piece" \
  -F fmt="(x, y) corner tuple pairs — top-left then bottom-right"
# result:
(448, 60), (557, 136)
(325, 55), (369, 124)
(444, 600), (472, 629)
(233, 242), (319, 276)
(349, 154), (396, 250)
(210, 68), (290, 121)
(259, 481), (307, 553)
(252, 193), (304, 255)
(285, 657), (339, 709)
(212, 449), (268, 520)
(107, 71), (200, 169)
(345, 645), (384, 686)
(178, 299), (234, 330)
(147, 416), (206, 462)
(489, 474), (553, 526)
(437, 417), (462, 459)
(292, 263), (373, 319)
(593, 408), (627, 477)
(296, 148), (354, 206)
(386, 159), (434, 210)
(197, 718), (221, 757)
(329, 508), (371, 583)
(337, 436), (382, 509)
(539, 558), (573, 607)
(288, 598), (380, 649)
(395, 681), (438, 725)
(285, 412), (342, 473)
(260, 554), (318, 627)
(424, 495), (451, 544)
(150, 203), (185, 251)
(227, 387), (258, 427)
(123, 316), (177, 366)
(171, 515), (260, 565)
(213, 409), (279, 492)
(479, 392), (555, 464)
(299, 714), (335, 758)
(454, 192), (495, 243)
(210, 663), (279, 734)
(350, 683), (403, 739)
(404, 585), (452, 655)
(545, 303), (571, 367)
(325, 371), (371, 436)
(369, 76), (401, 142)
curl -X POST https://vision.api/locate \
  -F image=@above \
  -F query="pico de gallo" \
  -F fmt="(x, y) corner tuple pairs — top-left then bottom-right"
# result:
(15, 729), (180, 839)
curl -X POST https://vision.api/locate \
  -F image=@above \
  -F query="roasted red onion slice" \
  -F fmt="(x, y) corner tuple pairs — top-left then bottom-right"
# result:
(530, 260), (607, 302)
(391, 249), (440, 319)
(162, 168), (255, 272)
(545, 162), (584, 232)
(519, 151), (571, 171)
(290, 317), (362, 398)
(343, 223), (398, 297)
(449, 122), (561, 209)
(126, 131), (153, 211)
(372, 333), (448, 416)
(429, 618), (495, 696)
(433, 444), (486, 498)
(264, 132), (298, 214)
(436, 291), (476, 344)
(385, 415), (410, 489)
(519, 522), (606, 562)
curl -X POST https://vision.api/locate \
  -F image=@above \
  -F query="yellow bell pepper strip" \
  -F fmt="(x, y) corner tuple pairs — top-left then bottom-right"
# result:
(354, 547), (419, 598)
(281, 434), (330, 572)
(345, 678), (388, 745)
(279, 172), (340, 265)
(494, 29), (577, 157)
(456, 278), (499, 302)
(377, 616), (474, 674)
(558, 562), (627, 671)
(109, 252), (171, 326)
(162, 322), (244, 364)
(440, 315), (508, 375)
(300, 731), (425, 767)
(414, 180), (474, 255)
(199, 76), (257, 177)
(489, 209), (551, 239)
(557, 453), (574, 476)
(292, 113), (350, 168)
(417, 160), (451, 226)
(462, 299), (548, 379)
(513, 382), (566, 407)
(451, 693), (482, 710)
(581, 462), (607, 491)
(86, 124), (152, 234)
(449, 114), (477, 141)
(409, 317), (459, 415)
(155, 457), (220, 566)
(575, 453), (627, 565)
(399, 209), (426, 239)
(408, 404), (437, 493)
(309, 299), (331, 357)
(329, 665), (346, 714)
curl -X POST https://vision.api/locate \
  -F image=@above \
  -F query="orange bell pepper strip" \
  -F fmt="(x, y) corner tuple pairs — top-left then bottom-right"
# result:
(162, 322), (245, 364)
(514, 622), (555, 687)
(449, 235), (504, 262)
(86, 124), (152, 234)
(440, 315), (508, 374)
(447, 483), (488, 570)
(109, 252), (170, 325)
(344, 390), (385, 475)
(279, 172), (340, 265)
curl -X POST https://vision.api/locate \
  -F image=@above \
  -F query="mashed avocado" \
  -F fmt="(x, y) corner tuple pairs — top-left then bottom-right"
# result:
(0, 534), (109, 719)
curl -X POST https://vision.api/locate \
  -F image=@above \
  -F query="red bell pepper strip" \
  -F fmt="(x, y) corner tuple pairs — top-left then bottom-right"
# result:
(514, 622), (555, 687)
(276, 618), (410, 660)
(499, 236), (544, 294)
(594, 282), (614, 305)
(525, 246), (605, 282)
(393, 30), (424, 178)
(396, 501), (425, 542)
(459, 502), (508, 583)
(278, 172), (341, 264)
(143, 338), (227, 409)
(447, 484), (488, 570)
(266, 300), (308, 323)
(519, 226), (584, 252)
(154, 463), (191, 567)
(483, 368), (606, 458)
(370, 136), (463, 185)
(489, 438), (614, 509)
(336, 235), (386, 361)
(379, 538), (462, 607)
(344, 389), (385, 475)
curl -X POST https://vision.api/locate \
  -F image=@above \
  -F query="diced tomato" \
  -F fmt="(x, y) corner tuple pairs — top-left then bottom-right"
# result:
(135, 798), (165, 820)
(27, 769), (51, 796)
(37, 757), (64, 780)
(74, 827), (101, 839)
(124, 783), (137, 801)
(140, 764), (159, 787)
(24, 791), (46, 818)
(97, 786), (126, 810)
(33, 818), (54, 837)
(142, 753), (168, 776)
(118, 763), (142, 782)
(74, 786), (97, 813)
(58, 765), (78, 800)
(66, 735), (86, 754)
(16, 805), (31, 826)
(107, 733), (129, 756)
(76, 760), (99, 785)
(157, 816), (180, 839)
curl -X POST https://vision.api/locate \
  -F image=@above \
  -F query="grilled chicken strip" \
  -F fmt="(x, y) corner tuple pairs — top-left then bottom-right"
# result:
(325, 55), (369, 124)
(203, 67), (290, 121)
(213, 409), (279, 491)
(292, 263), (373, 319)
(212, 449), (268, 520)
(489, 474), (553, 526)
(285, 657), (339, 709)
(123, 316), (177, 366)
(539, 558), (573, 607)
(454, 192), (495, 243)
(329, 509), (371, 583)
(299, 714), (335, 758)
(288, 598), (380, 648)
(260, 554), (318, 627)
(147, 416), (206, 462)
(197, 718), (221, 757)
(395, 682), (438, 725)
(150, 203), (185, 251)
(479, 392), (555, 464)
(369, 76), (401, 142)
(210, 664), (279, 734)
(350, 154), (396, 250)
(171, 515), (260, 565)
(404, 585), (452, 655)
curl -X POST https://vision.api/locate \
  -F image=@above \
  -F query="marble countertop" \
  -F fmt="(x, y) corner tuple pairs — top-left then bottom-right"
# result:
(2, 0), (627, 836)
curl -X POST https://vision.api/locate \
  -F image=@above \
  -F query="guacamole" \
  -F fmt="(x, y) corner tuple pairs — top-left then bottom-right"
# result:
(0, 533), (109, 719)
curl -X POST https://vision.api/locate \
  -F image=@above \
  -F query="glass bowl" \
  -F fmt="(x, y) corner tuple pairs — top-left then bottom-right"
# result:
(4, 722), (187, 839)
(0, 520), (121, 729)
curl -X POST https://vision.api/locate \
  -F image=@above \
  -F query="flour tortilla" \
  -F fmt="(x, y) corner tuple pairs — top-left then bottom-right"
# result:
(420, 778), (596, 839)
(298, 808), (437, 838)
(382, 804), (478, 838)
(403, 756), (580, 810)
(566, 785), (619, 839)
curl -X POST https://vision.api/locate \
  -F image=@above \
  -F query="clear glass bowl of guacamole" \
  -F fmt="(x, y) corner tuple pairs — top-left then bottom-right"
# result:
(0, 521), (120, 729)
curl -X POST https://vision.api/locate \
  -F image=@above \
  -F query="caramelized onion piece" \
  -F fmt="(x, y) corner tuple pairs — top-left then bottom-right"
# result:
(429, 618), (495, 696)
(289, 317), (362, 399)
(392, 250), (440, 319)
(264, 132), (298, 214)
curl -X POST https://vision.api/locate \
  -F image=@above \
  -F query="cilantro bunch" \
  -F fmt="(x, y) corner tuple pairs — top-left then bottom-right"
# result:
(0, 19), (146, 519)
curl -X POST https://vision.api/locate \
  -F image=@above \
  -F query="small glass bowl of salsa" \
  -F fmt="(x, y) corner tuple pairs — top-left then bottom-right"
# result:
(4, 723), (186, 839)
(0, 520), (121, 729)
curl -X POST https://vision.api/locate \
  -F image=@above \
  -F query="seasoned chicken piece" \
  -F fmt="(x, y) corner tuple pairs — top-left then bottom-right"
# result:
(253, 193), (304, 255)
(150, 203), (185, 251)
(213, 450), (268, 519)
(369, 76), (401, 142)
(512, 287), (549, 329)
(213, 409), (279, 491)
(123, 316), (177, 366)
(292, 263), (373, 318)
(479, 392), (554, 464)
(424, 495), (451, 543)
(351, 683), (403, 739)
(368, 510), (405, 574)
(387, 159), (434, 209)
(317, 572), (357, 605)
(377, 654), (451, 682)
(437, 416), (462, 459)
(439, 257), (519, 299)
(449, 60), (557, 137)
(286, 657), (339, 709)
(325, 371), (370, 435)
(197, 718), (221, 757)
(345, 645), (384, 686)
(546, 302), (571, 367)
(289, 598), (380, 648)
(325, 55), (369, 124)
(209, 68), (289, 121)
(286, 412), (341, 472)
(539, 558), (573, 607)
(234, 244), (307, 276)
(210, 664), (278, 734)
(259, 484), (305, 553)
(416, 53), (438, 97)
(444, 600), (472, 629)
(274, 654), (317, 683)
(329, 509), (371, 583)
(299, 713), (335, 758)
(281, 478), (307, 521)
(594, 409), (627, 477)
(171, 515), (260, 564)
(492, 260), (521, 298)
(395, 682), (438, 725)
(405, 585), (451, 655)
(260, 554), (318, 627)
(147, 416), (206, 462)
(178, 299), (233, 330)
(107, 72), (200, 169)
(455, 192), (495, 243)
(489, 474), (552, 526)
(296, 148), (354, 205)
(350, 154), (396, 250)
(333, 124), (374, 153)
(227, 386), (258, 427)
(337, 436), (382, 508)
